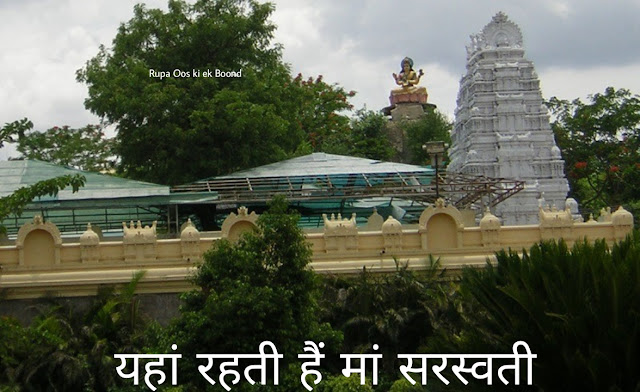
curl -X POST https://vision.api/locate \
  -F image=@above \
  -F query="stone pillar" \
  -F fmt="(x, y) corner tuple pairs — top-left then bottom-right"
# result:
(80, 223), (100, 263)
(180, 218), (201, 262)
(381, 216), (403, 252)
(479, 208), (501, 247)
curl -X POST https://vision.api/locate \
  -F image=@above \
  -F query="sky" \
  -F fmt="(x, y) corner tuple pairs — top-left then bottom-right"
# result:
(1, 0), (640, 160)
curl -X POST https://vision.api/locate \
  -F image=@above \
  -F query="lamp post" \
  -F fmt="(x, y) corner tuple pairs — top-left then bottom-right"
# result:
(422, 141), (448, 199)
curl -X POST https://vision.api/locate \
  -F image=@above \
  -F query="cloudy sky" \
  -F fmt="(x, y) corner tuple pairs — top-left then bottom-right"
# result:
(1, 0), (640, 160)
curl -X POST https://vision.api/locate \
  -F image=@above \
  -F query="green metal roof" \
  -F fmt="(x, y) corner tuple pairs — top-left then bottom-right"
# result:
(0, 159), (170, 201)
(0, 160), (172, 235)
(215, 152), (434, 179)
(170, 153), (438, 227)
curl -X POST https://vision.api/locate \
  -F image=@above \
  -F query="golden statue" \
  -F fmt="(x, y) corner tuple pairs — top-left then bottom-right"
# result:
(390, 57), (428, 105)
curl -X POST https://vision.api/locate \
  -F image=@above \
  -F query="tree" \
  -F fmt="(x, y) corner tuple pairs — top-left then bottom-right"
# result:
(77, 0), (355, 185)
(164, 196), (341, 390)
(0, 272), (148, 392)
(15, 122), (116, 172)
(546, 87), (640, 216)
(316, 374), (373, 392)
(0, 119), (86, 236)
(322, 258), (456, 381)
(293, 74), (355, 153)
(452, 235), (640, 391)
(347, 109), (395, 161)
(404, 109), (452, 165)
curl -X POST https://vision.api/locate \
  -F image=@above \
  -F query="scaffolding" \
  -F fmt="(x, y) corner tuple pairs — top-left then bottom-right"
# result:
(171, 171), (524, 210)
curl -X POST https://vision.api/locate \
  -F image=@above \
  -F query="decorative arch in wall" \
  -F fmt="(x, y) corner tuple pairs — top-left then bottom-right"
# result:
(221, 207), (259, 242)
(418, 199), (464, 250)
(15, 216), (62, 267)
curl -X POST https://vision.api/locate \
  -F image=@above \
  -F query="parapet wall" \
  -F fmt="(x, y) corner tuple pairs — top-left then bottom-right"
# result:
(0, 200), (633, 299)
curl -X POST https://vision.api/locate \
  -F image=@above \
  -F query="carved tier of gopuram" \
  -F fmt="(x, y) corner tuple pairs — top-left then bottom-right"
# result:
(446, 12), (570, 225)
(0, 203), (633, 300)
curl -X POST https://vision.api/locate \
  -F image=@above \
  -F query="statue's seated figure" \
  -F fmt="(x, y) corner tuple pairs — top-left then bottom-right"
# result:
(390, 57), (428, 105)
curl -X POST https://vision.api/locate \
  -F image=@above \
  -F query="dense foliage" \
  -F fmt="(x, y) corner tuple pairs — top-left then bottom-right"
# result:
(348, 109), (395, 161)
(77, 0), (354, 185)
(547, 87), (640, 218)
(15, 123), (116, 172)
(160, 196), (341, 390)
(436, 234), (640, 391)
(0, 272), (148, 391)
(404, 109), (452, 165)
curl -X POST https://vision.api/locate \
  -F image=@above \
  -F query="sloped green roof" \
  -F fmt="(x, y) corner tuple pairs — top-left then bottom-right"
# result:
(0, 160), (172, 235)
(215, 152), (434, 179)
(0, 159), (169, 202)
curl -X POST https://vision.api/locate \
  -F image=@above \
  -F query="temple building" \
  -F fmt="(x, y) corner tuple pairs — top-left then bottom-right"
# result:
(446, 12), (571, 225)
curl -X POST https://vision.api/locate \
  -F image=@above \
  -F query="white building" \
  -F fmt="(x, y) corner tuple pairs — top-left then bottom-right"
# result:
(447, 12), (571, 225)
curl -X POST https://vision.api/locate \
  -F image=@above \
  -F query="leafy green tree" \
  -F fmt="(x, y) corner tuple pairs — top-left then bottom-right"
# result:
(322, 258), (456, 379)
(453, 235), (640, 391)
(77, 0), (355, 185)
(0, 272), (148, 392)
(164, 196), (341, 390)
(389, 377), (426, 392)
(316, 374), (373, 392)
(404, 109), (452, 165)
(293, 74), (355, 152)
(347, 109), (395, 161)
(546, 87), (640, 217)
(15, 122), (116, 172)
(0, 119), (86, 236)
(0, 118), (31, 148)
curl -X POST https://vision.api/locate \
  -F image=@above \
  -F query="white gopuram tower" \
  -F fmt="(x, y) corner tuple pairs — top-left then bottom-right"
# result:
(447, 12), (570, 225)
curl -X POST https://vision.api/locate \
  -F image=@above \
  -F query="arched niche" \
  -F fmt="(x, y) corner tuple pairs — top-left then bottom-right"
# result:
(426, 213), (458, 250)
(16, 216), (62, 267)
(418, 199), (464, 250)
(221, 207), (259, 243)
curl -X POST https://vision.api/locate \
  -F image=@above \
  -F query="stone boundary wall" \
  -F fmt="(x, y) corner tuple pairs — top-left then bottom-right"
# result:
(0, 200), (633, 299)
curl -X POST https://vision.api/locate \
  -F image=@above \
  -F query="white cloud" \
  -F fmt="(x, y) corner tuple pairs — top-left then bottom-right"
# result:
(544, 0), (572, 18)
(539, 64), (640, 102)
(2, 0), (640, 162)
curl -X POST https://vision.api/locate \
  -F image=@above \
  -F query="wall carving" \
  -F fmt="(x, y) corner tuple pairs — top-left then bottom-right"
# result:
(381, 216), (403, 252)
(15, 215), (62, 267)
(221, 206), (258, 242)
(323, 213), (358, 253)
(122, 220), (157, 262)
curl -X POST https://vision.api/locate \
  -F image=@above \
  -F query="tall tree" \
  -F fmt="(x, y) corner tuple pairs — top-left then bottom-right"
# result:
(546, 87), (640, 216)
(348, 109), (395, 161)
(77, 0), (354, 185)
(15, 123), (115, 172)
(404, 109), (452, 165)
(163, 196), (341, 390)
(293, 73), (355, 153)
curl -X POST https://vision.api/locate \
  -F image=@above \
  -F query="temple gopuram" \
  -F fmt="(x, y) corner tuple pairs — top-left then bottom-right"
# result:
(447, 12), (572, 225)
